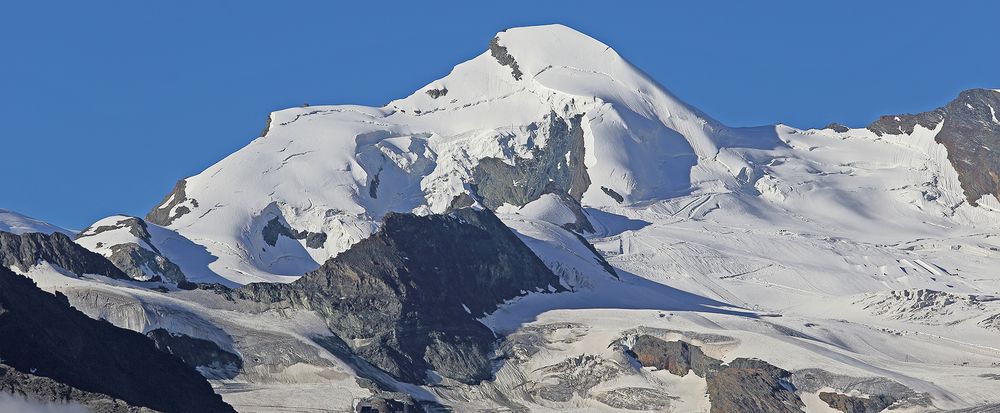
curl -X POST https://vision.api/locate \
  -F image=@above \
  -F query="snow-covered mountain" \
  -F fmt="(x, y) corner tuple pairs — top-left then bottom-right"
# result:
(0, 208), (73, 236)
(5, 24), (1000, 412)
(138, 24), (754, 285)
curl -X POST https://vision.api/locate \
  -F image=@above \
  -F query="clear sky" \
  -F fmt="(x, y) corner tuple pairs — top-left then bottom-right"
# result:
(2, 1), (998, 229)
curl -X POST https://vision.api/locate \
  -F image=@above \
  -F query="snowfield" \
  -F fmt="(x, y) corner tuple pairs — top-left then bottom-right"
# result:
(5, 24), (1000, 412)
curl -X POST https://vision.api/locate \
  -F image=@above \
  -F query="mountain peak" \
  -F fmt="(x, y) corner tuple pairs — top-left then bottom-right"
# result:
(488, 24), (619, 81)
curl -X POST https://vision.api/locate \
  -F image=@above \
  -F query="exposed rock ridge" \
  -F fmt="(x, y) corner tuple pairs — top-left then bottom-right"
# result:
(261, 216), (327, 249)
(488, 36), (523, 81)
(146, 179), (197, 226)
(236, 207), (562, 385)
(473, 113), (589, 209)
(0, 230), (128, 279)
(76, 216), (186, 282)
(0, 364), (156, 413)
(867, 88), (1000, 205)
(0, 266), (235, 412)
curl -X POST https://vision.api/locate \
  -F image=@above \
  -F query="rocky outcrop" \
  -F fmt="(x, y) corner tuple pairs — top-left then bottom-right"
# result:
(819, 391), (894, 413)
(261, 216), (327, 249)
(146, 179), (197, 226)
(705, 358), (804, 413)
(237, 208), (562, 385)
(601, 186), (624, 203)
(146, 328), (242, 379)
(824, 123), (850, 133)
(76, 216), (186, 282)
(0, 266), (234, 412)
(0, 230), (128, 279)
(623, 335), (803, 413)
(473, 113), (590, 209)
(791, 368), (932, 411)
(626, 335), (721, 377)
(488, 36), (522, 81)
(868, 88), (1000, 205)
(424, 87), (448, 99)
(0, 364), (155, 413)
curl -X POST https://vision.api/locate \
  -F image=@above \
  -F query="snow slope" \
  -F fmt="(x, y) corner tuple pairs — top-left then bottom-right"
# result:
(137, 24), (751, 285)
(0, 208), (73, 236)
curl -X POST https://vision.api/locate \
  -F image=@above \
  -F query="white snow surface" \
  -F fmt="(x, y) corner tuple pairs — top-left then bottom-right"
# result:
(142, 24), (746, 285)
(11, 24), (1000, 412)
(0, 209), (73, 236)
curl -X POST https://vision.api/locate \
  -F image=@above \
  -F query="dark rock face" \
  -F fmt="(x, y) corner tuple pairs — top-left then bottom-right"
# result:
(0, 231), (128, 279)
(819, 391), (894, 413)
(238, 208), (561, 385)
(601, 186), (624, 204)
(0, 364), (154, 413)
(824, 123), (850, 133)
(260, 114), (272, 137)
(146, 179), (197, 226)
(146, 328), (242, 379)
(627, 335), (720, 377)
(107, 243), (184, 282)
(705, 358), (804, 413)
(791, 368), (931, 411)
(355, 393), (427, 413)
(261, 217), (327, 249)
(0, 266), (235, 413)
(867, 89), (1000, 205)
(624, 335), (803, 413)
(424, 88), (448, 99)
(488, 36), (523, 81)
(77, 217), (186, 282)
(473, 113), (590, 209)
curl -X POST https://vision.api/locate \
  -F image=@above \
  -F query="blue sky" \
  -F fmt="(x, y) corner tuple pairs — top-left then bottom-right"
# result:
(2, 1), (998, 229)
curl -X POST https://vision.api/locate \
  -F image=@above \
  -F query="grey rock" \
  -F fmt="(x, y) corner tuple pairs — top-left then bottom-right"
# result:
(626, 335), (721, 378)
(261, 217), (327, 249)
(824, 123), (850, 133)
(473, 113), (589, 209)
(488, 36), (523, 81)
(791, 368), (932, 410)
(146, 180), (197, 226)
(0, 266), (235, 412)
(818, 391), (894, 413)
(237, 208), (562, 385)
(146, 328), (242, 379)
(867, 89), (1000, 205)
(107, 243), (185, 282)
(260, 114), (272, 137)
(425, 88), (448, 99)
(705, 358), (804, 413)
(0, 364), (157, 413)
(0, 230), (128, 279)
(76, 217), (186, 283)
(601, 186), (624, 204)
(355, 392), (427, 413)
